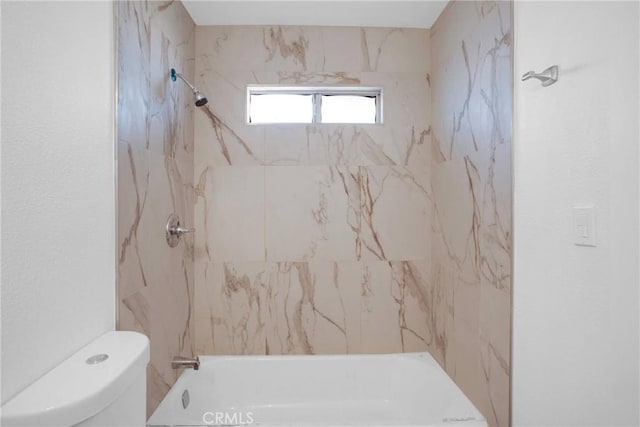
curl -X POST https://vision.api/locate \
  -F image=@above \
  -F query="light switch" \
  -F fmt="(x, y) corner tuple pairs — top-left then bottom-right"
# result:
(573, 206), (596, 247)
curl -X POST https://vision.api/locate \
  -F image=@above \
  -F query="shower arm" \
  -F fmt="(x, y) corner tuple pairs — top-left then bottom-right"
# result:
(170, 68), (197, 93)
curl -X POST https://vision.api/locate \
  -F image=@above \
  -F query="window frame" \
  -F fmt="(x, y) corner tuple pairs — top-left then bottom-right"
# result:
(246, 85), (383, 125)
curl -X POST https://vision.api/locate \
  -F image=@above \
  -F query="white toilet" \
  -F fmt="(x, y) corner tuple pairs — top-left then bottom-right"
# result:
(1, 331), (149, 426)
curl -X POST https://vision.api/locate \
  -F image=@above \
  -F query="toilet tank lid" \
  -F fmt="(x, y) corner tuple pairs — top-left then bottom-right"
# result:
(1, 331), (150, 426)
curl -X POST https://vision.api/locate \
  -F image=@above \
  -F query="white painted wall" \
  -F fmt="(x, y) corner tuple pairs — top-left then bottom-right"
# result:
(513, 1), (639, 425)
(182, 0), (447, 28)
(1, 1), (115, 404)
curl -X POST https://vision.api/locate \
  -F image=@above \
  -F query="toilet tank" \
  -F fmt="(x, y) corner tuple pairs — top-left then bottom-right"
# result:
(1, 331), (149, 426)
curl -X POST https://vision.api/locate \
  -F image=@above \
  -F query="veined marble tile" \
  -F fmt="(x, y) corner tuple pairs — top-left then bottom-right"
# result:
(431, 1), (511, 163)
(148, 253), (193, 389)
(429, 42), (469, 162)
(147, 364), (171, 418)
(265, 166), (361, 262)
(358, 261), (401, 353)
(477, 143), (512, 293)
(119, 289), (151, 337)
(144, 152), (194, 402)
(118, 142), (194, 297)
(432, 148), (511, 288)
(148, 0), (195, 162)
(317, 27), (365, 71)
(360, 125), (432, 168)
(118, 141), (151, 297)
(359, 166), (431, 261)
(117, 1), (151, 147)
(361, 72), (431, 131)
(196, 69), (258, 135)
(141, 152), (192, 283)
(196, 26), (269, 71)
(193, 260), (432, 355)
(194, 262), (269, 355)
(431, 157), (476, 272)
(430, 2), (512, 426)
(264, 125), (366, 166)
(479, 278), (510, 370)
(481, 333), (510, 427)
(118, 0), (195, 417)
(263, 124), (431, 168)
(118, 144), (194, 412)
(168, 155), (195, 260)
(194, 69), (265, 166)
(190, 19), (512, 427)
(148, 65), (195, 165)
(360, 28), (430, 72)
(196, 26), (325, 72)
(195, 261), (355, 355)
(273, 70), (362, 85)
(194, 110), (265, 167)
(266, 261), (354, 354)
(451, 322), (487, 423)
(428, 262), (455, 369)
(261, 26), (326, 71)
(194, 166), (265, 263)
(197, 25), (429, 73)
(310, 262), (364, 353)
(390, 260), (432, 352)
(264, 124), (431, 169)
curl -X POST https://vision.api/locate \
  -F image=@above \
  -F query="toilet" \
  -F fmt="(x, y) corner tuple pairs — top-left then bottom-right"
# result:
(1, 331), (149, 426)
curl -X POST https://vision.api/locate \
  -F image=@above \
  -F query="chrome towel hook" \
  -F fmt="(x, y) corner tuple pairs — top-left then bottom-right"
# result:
(521, 65), (558, 87)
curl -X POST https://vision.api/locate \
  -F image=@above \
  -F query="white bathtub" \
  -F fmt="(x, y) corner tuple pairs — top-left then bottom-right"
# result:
(147, 353), (486, 427)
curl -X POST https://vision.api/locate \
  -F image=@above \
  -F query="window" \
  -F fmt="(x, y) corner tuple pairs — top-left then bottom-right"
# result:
(247, 86), (382, 124)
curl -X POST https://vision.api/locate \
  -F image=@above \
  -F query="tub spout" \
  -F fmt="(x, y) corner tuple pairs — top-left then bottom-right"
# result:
(172, 355), (200, 370)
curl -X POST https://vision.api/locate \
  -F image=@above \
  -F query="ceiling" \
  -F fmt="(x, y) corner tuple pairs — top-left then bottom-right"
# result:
(182, 1), (449, 29)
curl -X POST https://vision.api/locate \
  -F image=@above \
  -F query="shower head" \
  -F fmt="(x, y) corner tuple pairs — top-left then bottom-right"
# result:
(170, 68), (208, 107)
(194, 91), (208, 107)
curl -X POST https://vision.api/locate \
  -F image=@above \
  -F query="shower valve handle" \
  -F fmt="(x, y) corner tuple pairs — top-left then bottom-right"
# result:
(170, 226), (195, 235)
(165, 213), (194, 248)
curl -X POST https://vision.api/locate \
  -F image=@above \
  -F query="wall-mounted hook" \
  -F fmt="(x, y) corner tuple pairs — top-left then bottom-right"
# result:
(521, 65), (558, 87)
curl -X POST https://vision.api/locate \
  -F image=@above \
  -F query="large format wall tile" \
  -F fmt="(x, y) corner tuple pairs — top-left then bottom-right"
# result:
(194, 69), (265, 166)
(360, 166), (431, 261)
(194, 25), (433, 358)
(195, 166), (265, 262)
(119, 3), (512, 424)
(188, 12), (511, 426)
(361, 73), (430, 130)
(263, 123), (431, 168)
(360, 28), (430, 72)
(430, 2), (512, 426)
(117, 1), (195, 417)
(264, 124), (364, 166)
(194, 259), (432, 355)
(196, 26), (429, 74)
(117, 1), (151, 147)
(265, 166), (361, 262)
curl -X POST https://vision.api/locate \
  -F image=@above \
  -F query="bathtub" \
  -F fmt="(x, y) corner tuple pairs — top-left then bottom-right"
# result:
(147, 353), (486, 427)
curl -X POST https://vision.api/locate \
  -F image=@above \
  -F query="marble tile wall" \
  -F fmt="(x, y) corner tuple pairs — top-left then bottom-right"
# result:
(193, 26), (433, 355)
(116, 0), (195, 416)
(429, 2), (512, 426)
(117, 5), (512, 422)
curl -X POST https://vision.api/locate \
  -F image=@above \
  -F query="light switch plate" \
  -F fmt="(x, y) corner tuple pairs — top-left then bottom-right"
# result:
(573, 206), (596, 247)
